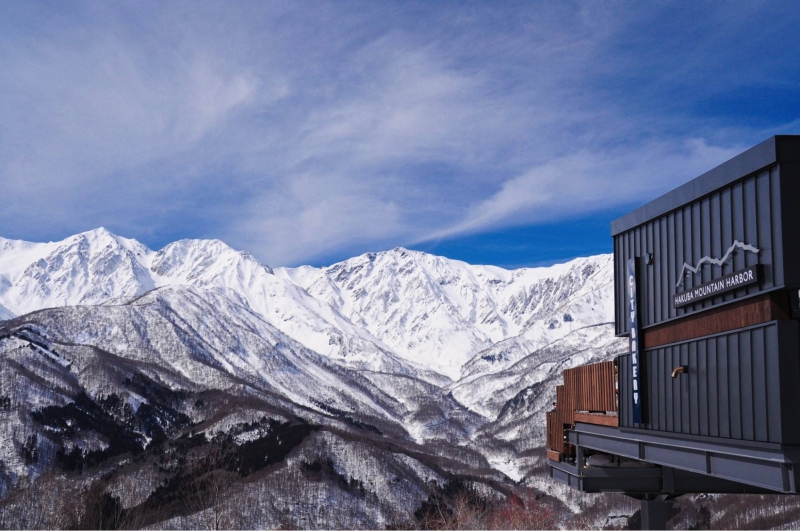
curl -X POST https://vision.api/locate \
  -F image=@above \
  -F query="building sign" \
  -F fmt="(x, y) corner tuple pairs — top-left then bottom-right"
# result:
(673, 265), (760, 309)
(627, 258), (643, 424)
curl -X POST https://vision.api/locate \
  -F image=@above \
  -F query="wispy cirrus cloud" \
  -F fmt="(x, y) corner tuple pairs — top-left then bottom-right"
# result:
(0, 1), (798, 265)
(425, 138), (745, 241)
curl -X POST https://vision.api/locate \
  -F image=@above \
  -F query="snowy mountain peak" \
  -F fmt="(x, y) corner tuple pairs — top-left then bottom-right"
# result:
(151, 238), (273, 281)
(78, 225), (114, 239)
(0, 228), (154, 315)
(70, 227), (148, 254)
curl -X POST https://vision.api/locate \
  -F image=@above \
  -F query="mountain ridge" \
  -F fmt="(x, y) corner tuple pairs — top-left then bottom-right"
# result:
(0, 228), (615, 380)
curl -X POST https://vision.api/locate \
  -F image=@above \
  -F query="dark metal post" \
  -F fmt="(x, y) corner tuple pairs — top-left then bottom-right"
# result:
(640, 496), (667, 530)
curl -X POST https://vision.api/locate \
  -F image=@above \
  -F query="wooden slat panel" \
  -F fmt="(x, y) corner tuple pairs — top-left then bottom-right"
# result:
(546, 411), (562, 453)
(563, 360), (617, 413)
(546, 360), (619, 455)
(643, 293), (789, 349)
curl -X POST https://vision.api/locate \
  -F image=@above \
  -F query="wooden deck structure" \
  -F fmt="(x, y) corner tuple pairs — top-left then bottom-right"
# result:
(546, 360), (618, 460)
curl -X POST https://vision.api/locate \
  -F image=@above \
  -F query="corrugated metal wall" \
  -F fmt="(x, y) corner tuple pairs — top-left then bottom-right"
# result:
(618, 320), (800, 444)
(614, 165), (783, 336)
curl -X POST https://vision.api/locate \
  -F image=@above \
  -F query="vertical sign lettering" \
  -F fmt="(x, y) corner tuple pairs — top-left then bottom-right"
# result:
(628, 258), (643, 424)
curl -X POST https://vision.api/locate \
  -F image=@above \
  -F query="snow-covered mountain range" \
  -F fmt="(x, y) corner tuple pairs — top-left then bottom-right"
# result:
(0, 228), (625, 522)
(0, 228), (617, 381)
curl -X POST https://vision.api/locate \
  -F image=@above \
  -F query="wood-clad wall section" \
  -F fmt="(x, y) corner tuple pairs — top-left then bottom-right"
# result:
(643, 292), (790, 349)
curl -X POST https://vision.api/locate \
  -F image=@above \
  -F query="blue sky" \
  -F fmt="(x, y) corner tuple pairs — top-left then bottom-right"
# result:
(1, 2), (799, 268)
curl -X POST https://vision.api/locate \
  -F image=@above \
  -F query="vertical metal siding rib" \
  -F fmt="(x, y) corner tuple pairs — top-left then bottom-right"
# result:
(658, 348), (666, 431)
(680, 206), (688, 303)
(648, 349), (655, 431)
(616, 236), (621, 335)
(672, 211), (681, 319)
(721, 187), (733, 300)
(744, 176), (758, 298)
(770, 167), (784, 286)
(684, 206), (694, 312)
(740, 329), (754, 440)
(709, 338), (719, 437)
(664, 347), (673, 432)
(718, 335), (730, 438)
(636, 227), (645, 326)
(756, 172), (772, 287)
(732, 182), (745, 275)
(660, 219), (669, 323)
(699, 197), (710, 309)
(729, 335), (742, 439)
(680, 343), (689, 433)
(698, 340), (709, 436)
(711, 191), (722, 283)
(752, 327), (768, 442)
(653, 218), (661, 323)
(766, 324), (782, 442)
(620, 358), (624, 426)
(689, 341), (699, 434)
(614, 238), (622, 336)
(692, 200), (702, 302)
(647, 222), (654, 325)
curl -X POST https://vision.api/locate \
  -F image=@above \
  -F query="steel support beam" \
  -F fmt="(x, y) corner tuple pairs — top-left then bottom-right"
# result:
(566, 422), (800, 493)
(550, 458), (770, 495)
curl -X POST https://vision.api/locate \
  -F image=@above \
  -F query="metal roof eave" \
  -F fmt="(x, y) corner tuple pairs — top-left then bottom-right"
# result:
(611, 135), (800, 237)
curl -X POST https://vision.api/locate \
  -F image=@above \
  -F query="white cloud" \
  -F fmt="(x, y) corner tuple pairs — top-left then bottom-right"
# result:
(0, 2), (796, 265)
(233, 173), (404, 266)
(426, 138), (745, 241)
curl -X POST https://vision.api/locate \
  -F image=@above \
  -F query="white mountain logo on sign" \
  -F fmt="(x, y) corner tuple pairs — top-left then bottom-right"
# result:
(675, 240), (760, 289)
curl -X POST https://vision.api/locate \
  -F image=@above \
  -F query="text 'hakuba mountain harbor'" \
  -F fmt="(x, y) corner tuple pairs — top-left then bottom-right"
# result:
(2, 136), (800, 529)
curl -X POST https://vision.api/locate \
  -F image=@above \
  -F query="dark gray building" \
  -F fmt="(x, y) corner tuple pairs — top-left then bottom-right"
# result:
(547, 136), (800, 529)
